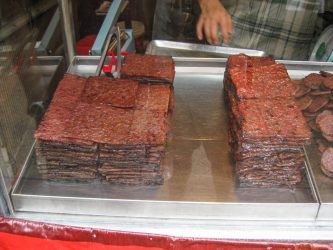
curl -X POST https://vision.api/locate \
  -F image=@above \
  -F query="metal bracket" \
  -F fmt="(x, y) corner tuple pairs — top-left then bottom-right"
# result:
(95, 26), (122, 78)
(91, 0), (124, 56)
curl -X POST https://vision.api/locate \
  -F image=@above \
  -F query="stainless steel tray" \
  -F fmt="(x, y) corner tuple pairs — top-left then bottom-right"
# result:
(146, 40), (266, 58)
(11, 56), (321, 220)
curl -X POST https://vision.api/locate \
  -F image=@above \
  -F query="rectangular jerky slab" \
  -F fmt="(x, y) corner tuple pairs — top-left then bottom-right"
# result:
(81, 76), (138, 108)
(65, 102), (133, 145)
(121, 53), (175, 84)
(135, 84), (171, 113)
(227, 64), (294, 100)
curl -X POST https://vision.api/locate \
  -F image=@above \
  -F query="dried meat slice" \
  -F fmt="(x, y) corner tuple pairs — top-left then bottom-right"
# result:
(316, 110), (333, 136)
(228, 64), (293, 99)
(237, 98), (312, 141)
(306, 96), (329, 113)
(226, 54), (275, 70)
(82, 76), (139, 108)
(128, 110), (167, 145)
(321, 147), (333, 177)
(296, 95), (312, 110)
(303, 73), (324, 89)
(121, 53), (175, 84)
(135, 84), (171, 113)
(323, 76), (333, 90)
(65, 102), (133, 144)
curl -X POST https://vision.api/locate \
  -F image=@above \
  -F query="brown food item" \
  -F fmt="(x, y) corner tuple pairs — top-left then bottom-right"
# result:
(321, 147), (333, 177)
(121, 53), (175, 84)
(226, 54), (276, 70)
(316, 110), (333, 136)
(323, 133), (333, 142)
(303, 111), (321, 118)
(81, 77), (138, 108)
(309, 90), (331, 96)
(128, 110), (167, 145)
(320, 71), (333, 78)
(294, 85), (311, 98)
(237, 98), (311, 140)
(325, 101), (333, 109)
(317, 138), (330, 153)
(35, 73), (172, 184)
(291, 79), (303, 85)
(323, 76), (333, 90)
(65, 102), (133, 145)
(228, 64), (293, 99)
(296, 96), (312, 110)
(135, 84), (171, 113)
(303, 73), (324, 89)
(224, 54), (312, 187)
(306, 96), (329, 113)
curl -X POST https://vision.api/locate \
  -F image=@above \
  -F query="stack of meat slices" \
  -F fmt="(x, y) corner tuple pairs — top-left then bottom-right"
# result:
(120, 53), (175, 84)
(35, 70), (173, 184)
(97, 84), (172, 185)
(224, 54), (312, 187)
(291, 72), (333, 178)
(34, 74), (99, 181)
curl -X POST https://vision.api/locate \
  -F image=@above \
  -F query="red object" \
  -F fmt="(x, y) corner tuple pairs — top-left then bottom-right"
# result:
(102, 51), (129, 73)
(0, 231), (162, 250)
(0, 217), (332, 249)
(76, 35), (97, 55)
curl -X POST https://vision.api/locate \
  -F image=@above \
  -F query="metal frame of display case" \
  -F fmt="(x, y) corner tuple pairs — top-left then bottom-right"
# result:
(7, 54), (333, 240)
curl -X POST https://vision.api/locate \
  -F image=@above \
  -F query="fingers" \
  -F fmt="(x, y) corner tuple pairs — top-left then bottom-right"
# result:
(196, 14), (233, 45)
(210, 19), (218, 45)
(204, 19), (212, 44)
(196, 16), (204, 40)
(221, 14), (233, 44)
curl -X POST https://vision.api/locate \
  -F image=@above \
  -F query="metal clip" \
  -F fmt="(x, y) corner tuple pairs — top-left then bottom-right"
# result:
(95, 26), (122, 77)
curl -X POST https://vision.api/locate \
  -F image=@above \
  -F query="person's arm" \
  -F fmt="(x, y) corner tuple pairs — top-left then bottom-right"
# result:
(196, 0), (233, 44)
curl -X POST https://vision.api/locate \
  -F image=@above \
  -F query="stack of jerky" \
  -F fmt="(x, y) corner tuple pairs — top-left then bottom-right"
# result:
(224, 54), (312, 187)
(35, 55), (174, 185)
(35, 74), (99, 181)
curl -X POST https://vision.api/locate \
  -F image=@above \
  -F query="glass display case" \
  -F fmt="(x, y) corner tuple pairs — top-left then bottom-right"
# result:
(1, 0), (333, 241)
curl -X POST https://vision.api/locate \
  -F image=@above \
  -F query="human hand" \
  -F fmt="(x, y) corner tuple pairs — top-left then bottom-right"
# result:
(196, 0), (233, 44)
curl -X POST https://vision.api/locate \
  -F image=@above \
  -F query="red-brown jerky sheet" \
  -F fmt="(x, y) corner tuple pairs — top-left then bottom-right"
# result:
(237, 98), (312, 140)
(228, 64), (294, 99)
(128, 110), (167, 145)
(82, 77), (138, 108)
(120, 53), (175, 84)
(35, 74), (88, 144)
(135, 84), (171, 113)
(65, 102), (133, 145)
(226, 53), (276, 70)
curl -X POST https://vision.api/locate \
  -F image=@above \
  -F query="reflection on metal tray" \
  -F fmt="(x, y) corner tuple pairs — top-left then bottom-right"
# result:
(146, 40), (267, 58)
(11, 56), (323, 220)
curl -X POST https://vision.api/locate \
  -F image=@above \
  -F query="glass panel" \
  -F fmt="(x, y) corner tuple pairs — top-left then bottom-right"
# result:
(0, 0), (63, 192)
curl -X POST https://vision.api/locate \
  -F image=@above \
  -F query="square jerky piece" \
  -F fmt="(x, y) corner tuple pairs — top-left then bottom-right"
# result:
(128, 110), (167, 145)
(135, 84), (171, 113)
(35, 74), (87, 142)
(228, 64), (294, 100)
(121, 53), (175, 84)
(237, 98), (312, 141)
(82, 76), (138, 108)
(226, 54), (276, 70)
(65, 102), (133, 144)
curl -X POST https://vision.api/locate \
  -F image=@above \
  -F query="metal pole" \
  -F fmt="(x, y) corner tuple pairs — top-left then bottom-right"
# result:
(91, 0), (124, 55)
(58, 0), (76, 65)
